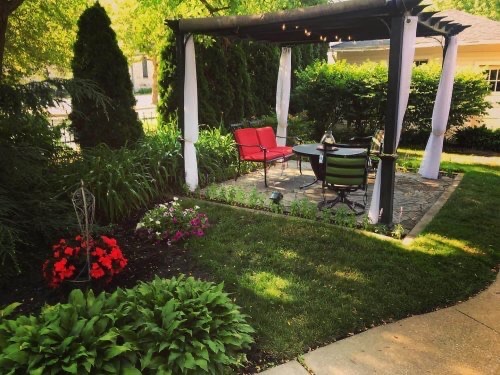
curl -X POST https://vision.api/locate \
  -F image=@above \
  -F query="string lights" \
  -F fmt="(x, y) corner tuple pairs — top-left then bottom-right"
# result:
(279, 23), (353, 43)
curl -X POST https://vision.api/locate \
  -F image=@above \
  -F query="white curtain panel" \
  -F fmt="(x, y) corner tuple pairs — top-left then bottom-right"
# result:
(184, 35), (199, 191)
(419, 36), (458, 179)
(368, 16), (418, 223)
(276, 47), (292, 146)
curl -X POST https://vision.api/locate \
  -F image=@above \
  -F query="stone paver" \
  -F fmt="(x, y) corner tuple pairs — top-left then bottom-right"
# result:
(302, 275), (500, 375)
(214, 161), (455, 233)
(259, 360), (310, 375)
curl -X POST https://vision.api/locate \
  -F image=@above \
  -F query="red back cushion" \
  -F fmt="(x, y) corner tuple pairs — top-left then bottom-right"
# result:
(233, 128), (261, 158)
(256, 127), (278, 150)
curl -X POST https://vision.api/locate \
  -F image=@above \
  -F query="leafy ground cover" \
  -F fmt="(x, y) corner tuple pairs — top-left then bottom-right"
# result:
(1, 153), (499, 373)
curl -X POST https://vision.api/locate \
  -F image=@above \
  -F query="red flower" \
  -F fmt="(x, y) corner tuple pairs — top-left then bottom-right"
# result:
(54, 258), (67, 272)
(92, 247), (105, 257)
(90, 263), (105, 279)
(101, 236), (117, 247)
(99, 255), (113, 270)
(110, 247), (123, 260)
(64, 247), (74, 256)
(44, 235), (127, 288)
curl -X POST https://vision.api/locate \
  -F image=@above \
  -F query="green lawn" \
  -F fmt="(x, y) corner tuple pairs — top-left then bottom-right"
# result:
(183, 153), (499, 360)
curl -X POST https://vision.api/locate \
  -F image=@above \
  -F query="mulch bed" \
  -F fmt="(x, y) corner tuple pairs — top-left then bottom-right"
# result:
(0, 209), (268, 374)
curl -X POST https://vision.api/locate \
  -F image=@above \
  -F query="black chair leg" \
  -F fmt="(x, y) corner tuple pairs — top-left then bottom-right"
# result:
(235, 159), (241, 181)
(264, 161), (268, 187)
(318, 195), (341, 210)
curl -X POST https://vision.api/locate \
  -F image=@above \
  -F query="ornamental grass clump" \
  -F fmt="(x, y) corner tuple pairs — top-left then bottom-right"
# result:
(42, 235), (127, 288)
(136, 197), (209, 244)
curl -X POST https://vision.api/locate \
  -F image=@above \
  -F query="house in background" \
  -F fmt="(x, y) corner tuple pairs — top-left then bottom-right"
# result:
(328, 10), (500, 129)
(129, 56), (153, 93)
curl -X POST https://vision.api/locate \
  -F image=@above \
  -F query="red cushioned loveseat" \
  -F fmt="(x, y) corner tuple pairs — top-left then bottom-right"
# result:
(233, 126), (294, 187)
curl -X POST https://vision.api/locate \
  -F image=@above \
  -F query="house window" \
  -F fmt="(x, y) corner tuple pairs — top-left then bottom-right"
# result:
(142, 57), (148, 78)
(484, 67), (500, 92)
(414, 59), (428, 66)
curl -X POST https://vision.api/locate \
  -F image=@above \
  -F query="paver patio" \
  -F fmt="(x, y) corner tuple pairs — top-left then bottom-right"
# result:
(213, 160), (456, 233)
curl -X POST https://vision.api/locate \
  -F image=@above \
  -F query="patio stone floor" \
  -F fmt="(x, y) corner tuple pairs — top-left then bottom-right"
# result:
(211, 160), (456, 233)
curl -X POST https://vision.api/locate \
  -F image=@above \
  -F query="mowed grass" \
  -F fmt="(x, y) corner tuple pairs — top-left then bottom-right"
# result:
(183, 153), (499, 359)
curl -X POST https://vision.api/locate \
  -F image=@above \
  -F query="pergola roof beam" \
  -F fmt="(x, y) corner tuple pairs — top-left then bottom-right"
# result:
(169, 0), (461, 44)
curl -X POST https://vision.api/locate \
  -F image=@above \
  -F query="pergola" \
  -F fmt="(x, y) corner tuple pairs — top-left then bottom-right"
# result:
(166, 0), (467, 225)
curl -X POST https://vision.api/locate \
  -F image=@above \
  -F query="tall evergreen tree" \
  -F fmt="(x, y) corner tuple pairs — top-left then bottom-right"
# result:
(70, 2), (143, 149)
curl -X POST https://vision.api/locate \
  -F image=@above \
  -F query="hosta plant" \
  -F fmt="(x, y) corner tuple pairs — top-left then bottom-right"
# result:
(0, 289), (137, 375)
(136, 197), (209, 244)
(0, 276), (254, 374)
(43, 235), (127, 288)
(114, 276), (254, 373)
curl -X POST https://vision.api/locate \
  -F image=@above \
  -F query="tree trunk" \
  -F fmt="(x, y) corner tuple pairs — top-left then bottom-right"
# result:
(0, 0), (25, 80)
(0, 14), (7, 80)
(151, 55), (159, 105)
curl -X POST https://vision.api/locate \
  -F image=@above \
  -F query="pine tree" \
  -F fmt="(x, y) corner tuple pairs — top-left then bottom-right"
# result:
(70, 2), (143, 149)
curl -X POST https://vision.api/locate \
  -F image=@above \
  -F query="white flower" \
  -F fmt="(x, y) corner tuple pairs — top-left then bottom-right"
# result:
(156, 232), (161, 236)
(194, 205), (200, 210)
(149, 218), (153, 222)
(155, 220), (161, 225)
(136, 222), (144, 230)
(173, 197), (179, 201)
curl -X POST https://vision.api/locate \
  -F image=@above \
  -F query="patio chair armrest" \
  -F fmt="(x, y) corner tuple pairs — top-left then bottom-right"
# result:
(235, 142), (266, 151)
(276, 135), (303, 146)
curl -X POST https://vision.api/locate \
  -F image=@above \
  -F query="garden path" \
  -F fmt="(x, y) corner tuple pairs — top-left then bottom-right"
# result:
(260, 273), (500, 374)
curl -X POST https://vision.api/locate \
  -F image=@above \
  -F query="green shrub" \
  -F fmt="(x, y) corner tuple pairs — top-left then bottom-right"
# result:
(115, 276), (254, 373)
(61, 128), (182, 223)
(196, 127), (240, 185)
(294, 61), (491, 143)
(159, 39), (325, 130)
(70, 3), (143, 149)
(0, 276), (254, 374)
(403, 64), (491, 145)
(293, 61), (387, 140)
(452, 125), (500, 152)
(0, 290), (135, 374)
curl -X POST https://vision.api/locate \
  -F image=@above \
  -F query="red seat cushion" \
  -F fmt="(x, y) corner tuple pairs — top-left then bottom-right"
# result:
(242, 150), (284, 161)
(256, 127), (278, 150)
(233, 128), (261, 158)
(268, 146), (293, 157)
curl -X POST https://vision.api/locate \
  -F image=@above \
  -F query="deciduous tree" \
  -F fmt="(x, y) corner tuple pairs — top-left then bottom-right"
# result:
(431, 0), (499, 21)
(0, 0), (88, 81)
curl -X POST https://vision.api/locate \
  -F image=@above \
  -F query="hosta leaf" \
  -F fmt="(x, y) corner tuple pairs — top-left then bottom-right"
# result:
(104, 345), (130, 360)
(68, 290), (85, 310)
(183, 352), (196, 369)
(0, 303), (21, 319)
(195, 358), (209, 372)
(61, 363), (78, 374)
(121, 366), (142, 375)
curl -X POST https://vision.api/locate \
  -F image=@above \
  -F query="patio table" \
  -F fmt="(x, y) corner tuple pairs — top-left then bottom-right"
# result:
(293, 143), (366, 188)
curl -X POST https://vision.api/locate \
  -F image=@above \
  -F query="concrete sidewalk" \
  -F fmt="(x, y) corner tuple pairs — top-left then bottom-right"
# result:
(260, 274), (500, 375)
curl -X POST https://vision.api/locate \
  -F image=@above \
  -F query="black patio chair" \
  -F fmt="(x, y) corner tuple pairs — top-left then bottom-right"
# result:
(318, 149), (369, 215)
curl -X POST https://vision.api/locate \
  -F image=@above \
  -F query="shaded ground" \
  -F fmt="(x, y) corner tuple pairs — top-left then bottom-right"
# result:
(0, 213), (208, 317)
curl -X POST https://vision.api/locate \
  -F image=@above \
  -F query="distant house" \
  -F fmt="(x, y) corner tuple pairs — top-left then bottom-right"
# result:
(129, 56), (153, 93)
(329, 10), (500, 129)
